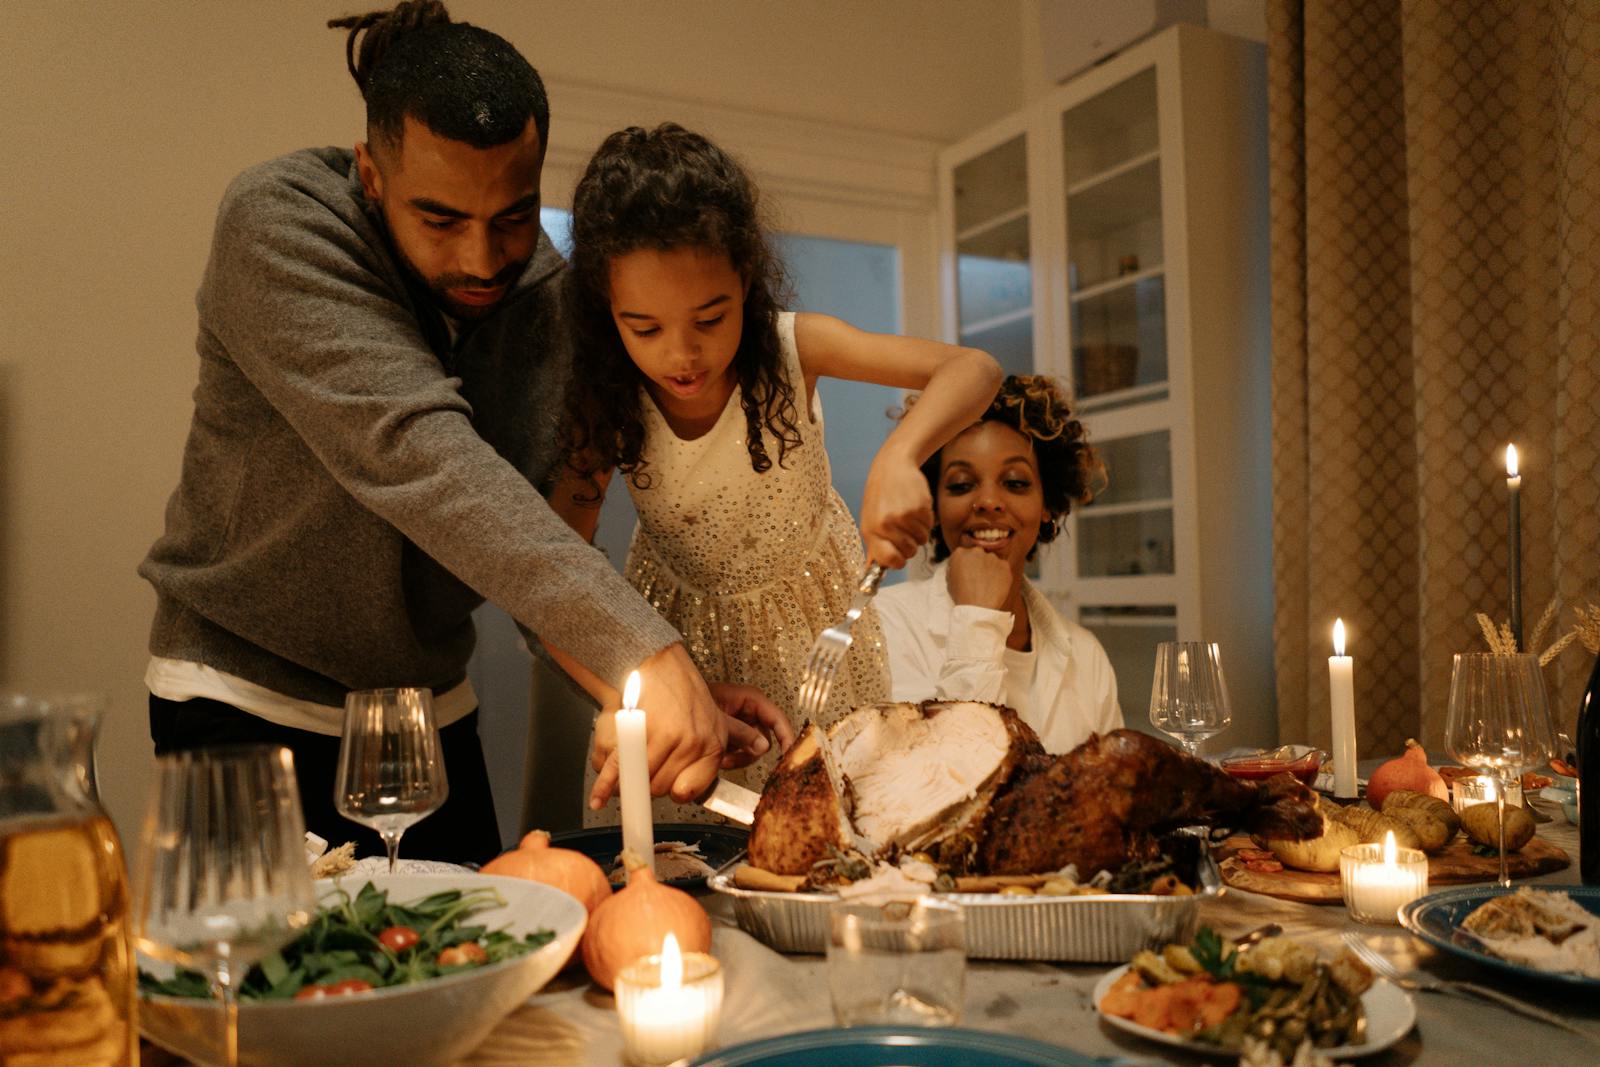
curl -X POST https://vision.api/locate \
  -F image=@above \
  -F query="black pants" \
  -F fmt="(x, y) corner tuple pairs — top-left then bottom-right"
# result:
(148, 694), (503, 867)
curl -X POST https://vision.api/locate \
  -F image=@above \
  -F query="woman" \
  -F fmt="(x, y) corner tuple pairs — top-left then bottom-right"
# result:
(875, 375), (1121, 753)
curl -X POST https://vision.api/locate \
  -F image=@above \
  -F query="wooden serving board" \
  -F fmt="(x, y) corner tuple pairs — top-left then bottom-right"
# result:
(1215, 834), (1570, 904)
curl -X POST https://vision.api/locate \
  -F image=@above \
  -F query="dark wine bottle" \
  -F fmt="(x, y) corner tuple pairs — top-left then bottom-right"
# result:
(1579, 650), (1600, 885)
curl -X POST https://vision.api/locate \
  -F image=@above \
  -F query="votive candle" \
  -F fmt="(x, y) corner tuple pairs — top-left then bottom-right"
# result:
(615, 933), (724, 1066)
(1328, 619), (1358, 799)
(1451, 774), (1522, 815)
(616, 670), (655, 875)
(1340, 832), (1429, 925)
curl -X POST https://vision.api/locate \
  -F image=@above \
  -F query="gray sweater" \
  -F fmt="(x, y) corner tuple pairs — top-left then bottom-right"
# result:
(140, 147), (679, 708)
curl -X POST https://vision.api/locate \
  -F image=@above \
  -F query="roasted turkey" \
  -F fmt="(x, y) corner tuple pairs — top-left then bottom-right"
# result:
(747, 701), (1321, 878)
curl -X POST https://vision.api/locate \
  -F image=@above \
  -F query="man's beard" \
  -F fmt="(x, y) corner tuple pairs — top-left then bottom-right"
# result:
(417, 259), (528, 321)
(381, 220), (529, 322)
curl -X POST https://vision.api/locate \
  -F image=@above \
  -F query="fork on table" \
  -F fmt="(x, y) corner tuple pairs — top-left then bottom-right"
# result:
(1340, 932), (1598, 1043)
(794, 562), (886, 721)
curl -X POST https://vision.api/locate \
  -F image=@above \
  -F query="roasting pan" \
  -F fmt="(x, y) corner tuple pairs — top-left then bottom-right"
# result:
(709, 833), (1224, 962)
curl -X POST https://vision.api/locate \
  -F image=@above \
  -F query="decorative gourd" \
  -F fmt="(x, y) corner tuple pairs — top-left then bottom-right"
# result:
(1365, 739), (1447, 809)
(580, 849), (711, 991)
(480, 830), (612, 914)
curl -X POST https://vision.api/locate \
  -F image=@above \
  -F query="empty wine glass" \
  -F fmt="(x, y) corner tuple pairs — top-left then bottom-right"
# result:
(1444, 652), (1558, 887)
(133, 745), (316, 1067)
(335, 687), (448, 872)
(1149, 641), (1232, 758)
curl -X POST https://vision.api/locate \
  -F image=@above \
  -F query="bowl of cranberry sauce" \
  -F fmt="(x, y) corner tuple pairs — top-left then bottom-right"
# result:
(1220, 745), (1325, 786)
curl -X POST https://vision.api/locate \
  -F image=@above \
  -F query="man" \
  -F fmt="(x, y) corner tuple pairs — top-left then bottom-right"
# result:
(140, 1), (783, 864)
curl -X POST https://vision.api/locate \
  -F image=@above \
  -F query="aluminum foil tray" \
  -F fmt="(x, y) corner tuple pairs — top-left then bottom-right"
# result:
(709, 849), (1223, 962)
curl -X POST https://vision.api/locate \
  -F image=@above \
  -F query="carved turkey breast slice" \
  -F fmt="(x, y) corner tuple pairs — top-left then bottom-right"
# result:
(747, 701), (1040, 876)
(831, 701), (1034, 857)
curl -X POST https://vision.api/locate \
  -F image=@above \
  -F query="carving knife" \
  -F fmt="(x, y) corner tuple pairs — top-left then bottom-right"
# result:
(696, 777), (761, 825)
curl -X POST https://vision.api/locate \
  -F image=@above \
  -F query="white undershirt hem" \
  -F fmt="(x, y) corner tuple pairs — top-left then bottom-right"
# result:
(145, 657), (477, 737)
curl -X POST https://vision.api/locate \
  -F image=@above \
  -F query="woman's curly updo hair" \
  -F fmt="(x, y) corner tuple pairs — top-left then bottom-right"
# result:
(560, 123), (802, 493)
(918, 374), (1106, 562)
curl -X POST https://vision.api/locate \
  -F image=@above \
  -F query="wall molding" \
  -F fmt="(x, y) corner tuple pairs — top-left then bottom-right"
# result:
(541, 78), (942, 216)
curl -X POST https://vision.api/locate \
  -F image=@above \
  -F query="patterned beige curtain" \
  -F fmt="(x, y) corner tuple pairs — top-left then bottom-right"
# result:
(1268, 0), (1600, 758)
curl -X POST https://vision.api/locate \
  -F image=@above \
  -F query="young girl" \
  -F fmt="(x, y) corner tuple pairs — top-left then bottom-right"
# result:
(874, 375), (1122, 753)
(553, 123), (1002, 823)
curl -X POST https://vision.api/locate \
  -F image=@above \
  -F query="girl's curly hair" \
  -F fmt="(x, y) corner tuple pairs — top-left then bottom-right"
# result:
(918, 374), (1106, 562)
(560, 124), (802, 494)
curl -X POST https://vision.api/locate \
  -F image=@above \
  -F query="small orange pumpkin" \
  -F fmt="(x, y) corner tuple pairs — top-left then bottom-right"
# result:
(480, 830), (613, 914)
(580, 849), (711, 991)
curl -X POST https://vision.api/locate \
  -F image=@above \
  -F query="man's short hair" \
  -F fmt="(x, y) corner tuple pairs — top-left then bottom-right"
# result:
(332, 2), (549, 155)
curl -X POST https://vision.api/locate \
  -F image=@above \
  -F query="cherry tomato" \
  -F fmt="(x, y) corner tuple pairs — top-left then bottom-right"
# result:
(326, 979), (374, 996)
(377, 925), (421, 953)
(294, 978), (374, 1000)
(437, 942), (488, 968)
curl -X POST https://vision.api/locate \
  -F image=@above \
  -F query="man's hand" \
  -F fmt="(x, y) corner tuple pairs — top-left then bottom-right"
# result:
(587, 642), (726, 809)
(860, 448), (934, 568)
(709, 682), (795, 767)
(945, 545), (1013, 611)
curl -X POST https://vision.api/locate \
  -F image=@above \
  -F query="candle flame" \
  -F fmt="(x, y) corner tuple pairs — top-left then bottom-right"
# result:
(1333, 618), (1346, 657)
(1482, 777), (1497, 803)
(1382, 830), (1397, 867)
(660, 931), (682, 989)
(1505, 443), (1518, 478)
(623, 670), (641, 711)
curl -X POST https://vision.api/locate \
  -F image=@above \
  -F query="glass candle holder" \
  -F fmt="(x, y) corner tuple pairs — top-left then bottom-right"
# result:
(1450, 774), (1522, 814)
(1339, 837), (1429, 924)
(614, 942), (723, 1067)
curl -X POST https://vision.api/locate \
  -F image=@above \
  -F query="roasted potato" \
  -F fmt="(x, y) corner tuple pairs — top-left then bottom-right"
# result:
(1382, 789), (1461, 839)
(1461, 801), (1535, 851)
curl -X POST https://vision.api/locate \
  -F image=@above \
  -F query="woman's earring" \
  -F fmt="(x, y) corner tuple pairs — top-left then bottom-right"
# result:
(1037, 518), (1058, 544)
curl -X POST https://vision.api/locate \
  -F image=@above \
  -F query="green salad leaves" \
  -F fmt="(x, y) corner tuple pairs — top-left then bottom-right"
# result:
(139, 882), (555, 1001)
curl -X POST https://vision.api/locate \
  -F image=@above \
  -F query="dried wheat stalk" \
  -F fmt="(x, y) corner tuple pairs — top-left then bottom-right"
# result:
(1473, 600), (1585, 665)
(1573, 602), (1600, 655)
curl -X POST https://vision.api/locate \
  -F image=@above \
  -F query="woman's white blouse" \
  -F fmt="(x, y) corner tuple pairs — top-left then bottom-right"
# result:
(874, 560), (1123, 753)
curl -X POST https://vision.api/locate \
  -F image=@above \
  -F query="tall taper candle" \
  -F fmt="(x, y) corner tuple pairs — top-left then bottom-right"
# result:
(1329, 618), (1358, 798)
(1506, 444), (1522, 651)
(616, 670), (655, 875)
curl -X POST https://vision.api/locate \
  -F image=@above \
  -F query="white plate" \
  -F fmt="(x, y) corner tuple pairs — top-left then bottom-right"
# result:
(1092, 963), (1415, 1060)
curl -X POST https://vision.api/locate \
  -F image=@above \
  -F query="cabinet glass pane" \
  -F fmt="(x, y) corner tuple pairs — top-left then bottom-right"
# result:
(1066, 156), (1163, 292)
(1093, 430), (1172, 507)
(960, 312), (1033, 379)
(957, 214), (1031, 326)
(1061, 69), (1158, 186)
(1076, 507), (1174, 578)
(1079, 604), (1176, 735)
(953, 135), (1027, 233)
(1070, 277), (1167, 400)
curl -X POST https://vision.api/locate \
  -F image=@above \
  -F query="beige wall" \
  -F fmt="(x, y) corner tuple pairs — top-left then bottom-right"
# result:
(0, 1), (1029, 841)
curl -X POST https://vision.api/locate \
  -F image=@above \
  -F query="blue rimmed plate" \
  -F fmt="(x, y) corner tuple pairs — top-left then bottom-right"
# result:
(1398, 884), (1600, 988)
(688, 1026), (1103, 1066)
(548, 823), (748, 890)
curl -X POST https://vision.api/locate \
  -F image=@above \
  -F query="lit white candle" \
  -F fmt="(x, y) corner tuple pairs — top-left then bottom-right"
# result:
(617, 670), (654, 876)
(1328, 619), (1358, 799)
(1340, 831), (1429, 925)
(1452, 773), (1522, 814)
(1505, 444), (1522, 652)
(615, 933), (725, 1066)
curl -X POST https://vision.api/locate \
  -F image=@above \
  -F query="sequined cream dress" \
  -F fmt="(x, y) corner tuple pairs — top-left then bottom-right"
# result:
(584, 312), (890, 826)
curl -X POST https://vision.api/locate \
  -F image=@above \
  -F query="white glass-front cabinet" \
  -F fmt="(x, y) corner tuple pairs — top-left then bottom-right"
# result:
(938, 24), (1275, 746)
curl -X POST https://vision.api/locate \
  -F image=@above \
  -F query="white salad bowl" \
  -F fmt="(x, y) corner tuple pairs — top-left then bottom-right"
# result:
(138, 872), (587, 1067)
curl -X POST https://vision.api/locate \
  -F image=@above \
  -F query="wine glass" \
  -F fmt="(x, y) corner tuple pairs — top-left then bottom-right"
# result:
(335, 687), (448, 872)
(1444, 652), (1558, 887)
(133, 745), (316, 1067)
(1149, 641), (1232, 758)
